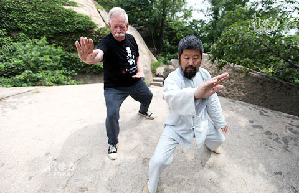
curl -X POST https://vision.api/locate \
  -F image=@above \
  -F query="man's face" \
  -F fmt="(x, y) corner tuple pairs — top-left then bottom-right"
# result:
(179, 49), (202, 79)
(109, 15), (129, 42)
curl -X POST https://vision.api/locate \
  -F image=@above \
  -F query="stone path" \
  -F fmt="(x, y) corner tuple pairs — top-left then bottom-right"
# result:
(0, 84), (298, 193)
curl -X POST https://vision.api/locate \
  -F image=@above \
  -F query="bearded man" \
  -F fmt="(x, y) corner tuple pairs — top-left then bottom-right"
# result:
(143, 35), (229, 193)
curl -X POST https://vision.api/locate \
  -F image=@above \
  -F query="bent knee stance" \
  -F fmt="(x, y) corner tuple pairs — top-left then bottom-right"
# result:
(217, 133), (225, 144)
(205, 129), (226, 151)
(139, 90), (153, 105)
(106, 110), (119, 120)
(150, 153), (173, 168)
(148, 91), (153, 100)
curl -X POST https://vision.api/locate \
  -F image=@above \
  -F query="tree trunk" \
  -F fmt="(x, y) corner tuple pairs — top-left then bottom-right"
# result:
(158, 0), (167, 52)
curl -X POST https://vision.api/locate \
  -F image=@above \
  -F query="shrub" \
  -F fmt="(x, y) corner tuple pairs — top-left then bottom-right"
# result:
(210, 19), (299, 86)
(0, 0), (96, 38)
(0, 0), (111, 52)
(0, 0), (110, 87)
(0, 30), (101, 87)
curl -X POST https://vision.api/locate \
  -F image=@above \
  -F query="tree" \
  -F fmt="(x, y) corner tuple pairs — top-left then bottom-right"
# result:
(95, 0), (192, 54)
(201, 0), (253, 51)
(209, 0), (299, 85)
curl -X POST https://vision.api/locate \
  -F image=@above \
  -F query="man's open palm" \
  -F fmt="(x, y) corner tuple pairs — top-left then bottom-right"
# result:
(194, 73), (229, 99)
(75, 37), (98, 64)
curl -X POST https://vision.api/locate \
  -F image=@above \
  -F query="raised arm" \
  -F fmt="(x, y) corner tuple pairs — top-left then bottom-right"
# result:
(75, 37), (103, 64)
(199, 72), (229, 133)
(194, 72), (229, 99)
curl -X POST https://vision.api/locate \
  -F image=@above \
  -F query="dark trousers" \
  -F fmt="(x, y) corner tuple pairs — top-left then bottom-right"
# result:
(104, 79), (153, 145)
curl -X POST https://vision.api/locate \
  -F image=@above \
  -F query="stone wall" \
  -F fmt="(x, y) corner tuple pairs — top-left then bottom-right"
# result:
(200, 54), (299, 117)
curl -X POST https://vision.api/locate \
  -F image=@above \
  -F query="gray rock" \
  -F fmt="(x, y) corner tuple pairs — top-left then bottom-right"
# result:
(168, 59), (179, 68)
(155, 66), (166, 77)
(1, 84), (298, 193)
(163, 64), (177, 79)
(153, 77), (164, 83)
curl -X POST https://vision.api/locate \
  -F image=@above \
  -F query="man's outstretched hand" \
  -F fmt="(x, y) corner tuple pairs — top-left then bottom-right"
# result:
(132, 72), (145, 78)
(194, 72), (229, 99)
(75, 37), (103, 64)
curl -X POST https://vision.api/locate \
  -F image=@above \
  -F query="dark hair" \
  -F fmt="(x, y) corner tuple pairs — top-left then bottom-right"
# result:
(178, 35), (204, 61)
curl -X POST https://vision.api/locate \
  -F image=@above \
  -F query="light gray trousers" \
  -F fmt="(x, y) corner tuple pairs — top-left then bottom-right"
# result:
(148, 125), (225, 193)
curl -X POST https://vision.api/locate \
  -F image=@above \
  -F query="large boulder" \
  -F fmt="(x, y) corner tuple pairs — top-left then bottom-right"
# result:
(63, 0), (106, 28)
(127, 26), (156, 84)
(65, 0), (155, 85)
(163, 59), (179, 79)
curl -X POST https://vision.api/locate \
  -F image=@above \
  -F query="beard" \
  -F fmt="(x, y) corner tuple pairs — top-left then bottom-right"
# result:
(183, 65), (198, 79)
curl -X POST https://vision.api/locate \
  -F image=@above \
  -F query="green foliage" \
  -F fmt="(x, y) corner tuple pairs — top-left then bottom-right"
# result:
(200, 0), (299, 85)
(95, 0), (193, 55)
(161, 19), (195, 54)
(0, 0), (108, 87)
(0, 30), (102, 87)
(152, 60), (163, 74)
(50, 25), (111, 52)
(152, 53), (177, 73)
(210, 17), (299, 85)
(0, 0), (109, 52)
(200, 2), (254, 52)
(0, 0), (96, 38)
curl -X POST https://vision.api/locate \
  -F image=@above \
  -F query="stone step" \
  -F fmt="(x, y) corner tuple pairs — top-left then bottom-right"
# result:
(153, 77), (164, 82)
(150, 81), (163, 87)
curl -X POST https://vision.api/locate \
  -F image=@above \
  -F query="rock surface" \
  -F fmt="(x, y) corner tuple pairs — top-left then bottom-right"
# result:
(200, 54), (299, 117)
(66, 0), (156, 85)
(64, 0), (106, 28)
(0, 84), (298, 193)
(159, 54), (299, 117)
(126, 26), (156, 85)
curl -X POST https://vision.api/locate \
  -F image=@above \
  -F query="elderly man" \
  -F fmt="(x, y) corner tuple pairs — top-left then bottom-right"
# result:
(75, 7), (154, 160)
(143, 35), (229, 193)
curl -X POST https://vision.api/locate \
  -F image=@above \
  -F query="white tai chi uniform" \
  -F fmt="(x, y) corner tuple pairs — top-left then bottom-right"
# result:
(148, 67), (227, 193)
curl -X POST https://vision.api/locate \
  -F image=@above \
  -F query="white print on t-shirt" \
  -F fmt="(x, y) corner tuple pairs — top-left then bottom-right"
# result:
(126, 47), (135, 65)
(125, 47), (137, 74)
(126, 47), (132, 58)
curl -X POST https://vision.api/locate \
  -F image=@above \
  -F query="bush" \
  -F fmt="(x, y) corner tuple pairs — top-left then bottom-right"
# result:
(152, 60), (163, 74)
(51, 25), (111, 52)
(0, 30), (102, 87)
(0, 0), (111, 52)
(210, 19), (299, 86)
(0, 0), (110, 87)
(0, 0), (96, 38)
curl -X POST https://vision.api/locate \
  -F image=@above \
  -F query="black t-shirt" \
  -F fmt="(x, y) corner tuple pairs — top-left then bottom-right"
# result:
(97, 33), (140, 88)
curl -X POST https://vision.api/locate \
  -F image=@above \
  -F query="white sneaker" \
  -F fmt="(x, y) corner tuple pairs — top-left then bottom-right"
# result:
(108, 144), (118, 160)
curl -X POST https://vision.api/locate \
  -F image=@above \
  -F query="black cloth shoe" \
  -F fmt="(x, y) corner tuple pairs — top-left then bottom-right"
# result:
(138, 111), (154, 120)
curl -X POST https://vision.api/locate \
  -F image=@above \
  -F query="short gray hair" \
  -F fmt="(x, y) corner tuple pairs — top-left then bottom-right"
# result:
(178, 35), (204, 60)
(108, 7), (128, 24)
